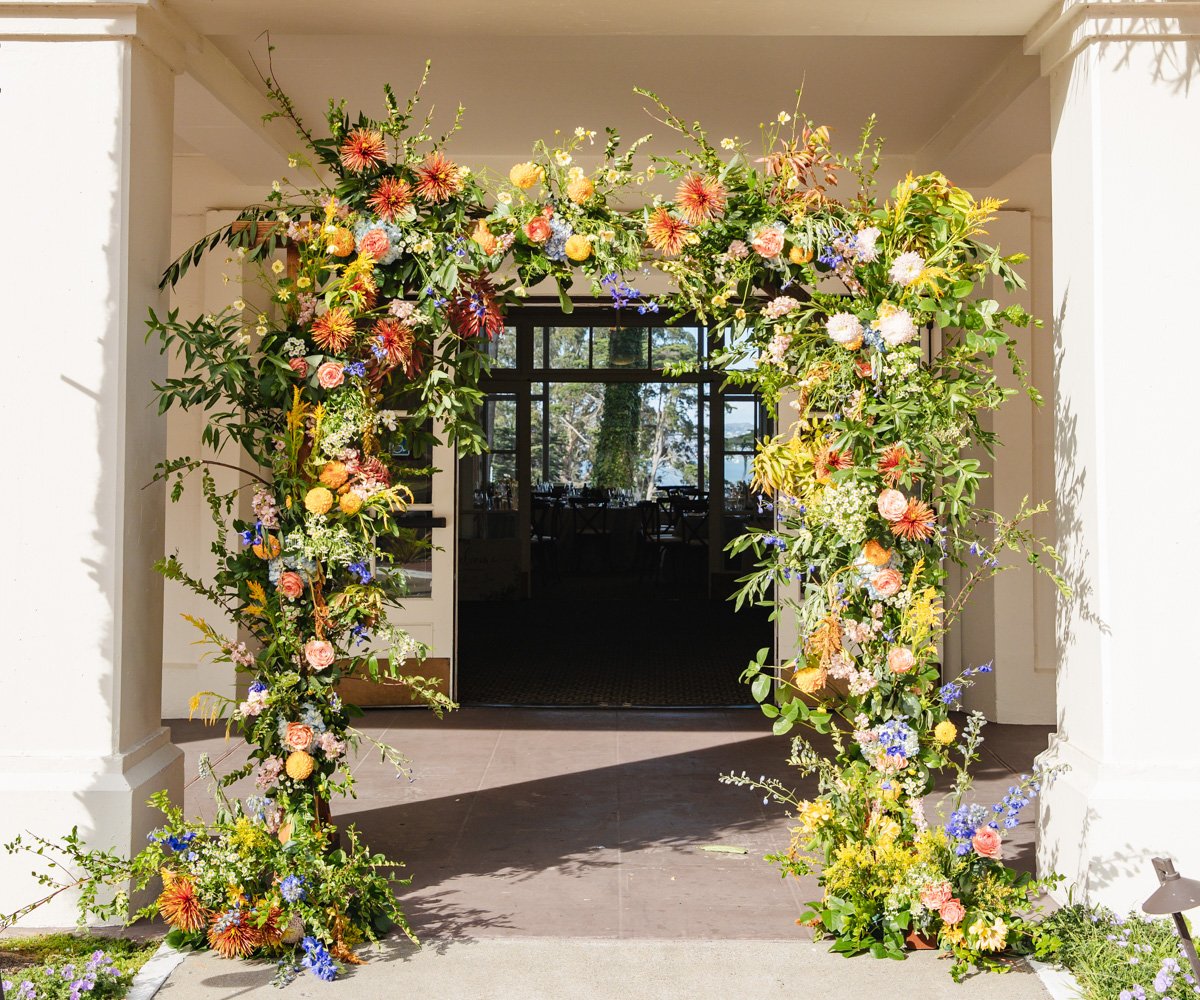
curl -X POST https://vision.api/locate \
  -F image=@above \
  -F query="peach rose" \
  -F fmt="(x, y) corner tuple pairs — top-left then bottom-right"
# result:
(284, 722), (315, 752)
(871, 568), (903, 599)
(919, 881), (952, 909)
(288, 357), (308, 378)
(972, 826), (1003, 860)
(316, 362), (344, 389)
(358, 228), (390, 261)
(877, 488), (908, 521)
(277, 571), (305, 600)
(940, 897), (966, 925)
(750, 225), (785, 258)
(524, 216), (552, 243)
(887, 647), (915, 674)
(304, 639), (335, 671)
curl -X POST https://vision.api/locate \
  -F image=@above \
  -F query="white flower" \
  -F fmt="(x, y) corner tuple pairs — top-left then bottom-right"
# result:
(777, 111), (792, 124)
(287, 156), (299, 168)
(888, 251), (925, 286)
(255, 324), (268, 337)
(720, 137), (737, 150)
(855, 226), (880, 263)
(233, 298), (246, 311)
(826, 311), (864, 347)
(271, 259), (285, 275)
(574, 126), (587, 137)
(272, 180), (281, 193)
(497, 190), (513, 206)
(876, 307), (918, 347)
(554, 150), (572, 167)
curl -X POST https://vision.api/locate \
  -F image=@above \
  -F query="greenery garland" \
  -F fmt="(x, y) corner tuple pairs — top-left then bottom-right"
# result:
(4, 76), (1068, 985)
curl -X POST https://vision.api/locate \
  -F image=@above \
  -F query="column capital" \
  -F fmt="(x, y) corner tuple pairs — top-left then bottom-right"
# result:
(1025, 0), (1200, 75)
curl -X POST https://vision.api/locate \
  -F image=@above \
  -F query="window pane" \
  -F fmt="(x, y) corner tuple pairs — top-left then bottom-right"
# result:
(534, 326), (545, 369)
(530, 395), (545, 486)
(642, 383), (699, 492)
(547, 382), (603, 484)
(488, 396), (517, 452)
(376, 529), (433, 599)
(652, 326), (700, 368)
(595, 326), (647, 369)
(724, 326), (758, 371)
(489, 325), (517, 368)
(547, 327), (589, 369)
(724, 398), (758, 453)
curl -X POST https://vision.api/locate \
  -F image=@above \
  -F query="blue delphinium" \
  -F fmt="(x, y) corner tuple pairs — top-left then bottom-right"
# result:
(944, 802), (991, 855)
(280, 874), (306, 903)
(301, 936), (338, 982)
(344, 361), (366, 378)
(347, 561), (372, 584)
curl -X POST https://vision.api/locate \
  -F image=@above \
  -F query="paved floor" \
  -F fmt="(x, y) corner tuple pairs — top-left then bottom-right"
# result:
(166, 708), (1052, 996)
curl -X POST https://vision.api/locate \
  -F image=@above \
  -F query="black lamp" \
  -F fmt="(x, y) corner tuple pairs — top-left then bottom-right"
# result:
(1143, 857), (1200, 979)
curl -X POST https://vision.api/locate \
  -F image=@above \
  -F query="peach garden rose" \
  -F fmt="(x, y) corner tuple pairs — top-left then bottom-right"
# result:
(870, 568), (903, 599)
(316, 362), (345, 389)
(750, 224), (785, 258)
(358, 228), (390, 261)
(887, 647), (915, 674)
(877, 488), (908, 521)
(919, 881), (952, 909)
(304, 638), (335, 671)
(284, 722), (315, 752)
(940, 898), (966, 925)
(972, 826), (1003, 860)
(277, 571), (305, 600)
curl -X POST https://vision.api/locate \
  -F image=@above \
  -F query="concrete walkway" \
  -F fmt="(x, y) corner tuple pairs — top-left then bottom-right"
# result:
(162, 709), (1052, 997)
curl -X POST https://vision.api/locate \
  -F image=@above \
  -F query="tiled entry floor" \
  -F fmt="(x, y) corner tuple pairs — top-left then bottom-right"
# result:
(170, 709), (1049, 942)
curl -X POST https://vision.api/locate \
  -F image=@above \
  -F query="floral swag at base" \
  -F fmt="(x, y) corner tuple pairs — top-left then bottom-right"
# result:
(3, 70), (1067, 985)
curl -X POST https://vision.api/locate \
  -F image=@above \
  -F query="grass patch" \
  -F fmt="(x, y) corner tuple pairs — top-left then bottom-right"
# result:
(1045, 904), (1195, 999)
(0, 934), (160, 999)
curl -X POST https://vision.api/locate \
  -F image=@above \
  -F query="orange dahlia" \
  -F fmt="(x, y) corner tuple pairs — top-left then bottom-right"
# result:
(367, 176), (413, 221)
(372, 318), (421, 378)
(158, 871), (209, 932)
(814, 445), (852, 483)
(877, 444), (909, 487)
(414, 152), (463, 203)
(674, 173), (727, 225)
(208, 907), (262, 959)
(339, 128), (388, 173)
(646, 208), (693, 256)
(311, 307), (356, 353)
(890, 498), (937, 542)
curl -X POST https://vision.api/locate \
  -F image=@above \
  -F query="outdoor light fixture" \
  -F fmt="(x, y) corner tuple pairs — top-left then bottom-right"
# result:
(1143, 856), (1200, 979)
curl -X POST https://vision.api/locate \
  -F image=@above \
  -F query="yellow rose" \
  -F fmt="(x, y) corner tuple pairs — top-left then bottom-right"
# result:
(304, 487), (334, 515)
(564, 234), (593, 262)
(339, 492), (363, 515)
(508, 162), (544, 190)
(934, 720), (957, 745)
(566, 175), (595, 203)
(789, 245), (814, 265)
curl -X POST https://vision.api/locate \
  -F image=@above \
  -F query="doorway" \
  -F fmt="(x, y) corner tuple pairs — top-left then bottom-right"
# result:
(456, 306), (774, 707)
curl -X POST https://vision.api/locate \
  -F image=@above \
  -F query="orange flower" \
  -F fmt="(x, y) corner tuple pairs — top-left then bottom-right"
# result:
(890, 498), (937, 542)
(326, 227), (355, 257)
(646, 208), (693, 256)
(339, 128), (387, 173)
(877, 444), (909, 487)
(367, 176), (412, 221)
(861, 540), (892, 566)
(208, 908), (262, 959)
(311, 307), (356, 354)
(372, 318), (421, 378)
(414, 152), (462, 203)
(674, 173), (727, 225)
(814, 445), (852, 482)
(471, 220), (498, 256)
(158, 872), (209, 932)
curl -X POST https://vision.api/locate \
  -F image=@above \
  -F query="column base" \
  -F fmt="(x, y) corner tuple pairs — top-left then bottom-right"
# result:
(1037, 734), (1200, 913)
(0, 727), (183, 927)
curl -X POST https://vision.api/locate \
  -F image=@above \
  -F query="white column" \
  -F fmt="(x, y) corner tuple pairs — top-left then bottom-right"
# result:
(1028, 2), (1200, 911)
(0, 9), (184, 924)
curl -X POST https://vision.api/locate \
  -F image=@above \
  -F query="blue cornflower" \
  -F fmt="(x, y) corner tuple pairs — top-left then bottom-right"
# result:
(301, 936), (338, 982)
(348, 561), (372, 584)
(249, 680), (268, 694)
(280, 874), (306, 903)
(344, 361), (366, 378)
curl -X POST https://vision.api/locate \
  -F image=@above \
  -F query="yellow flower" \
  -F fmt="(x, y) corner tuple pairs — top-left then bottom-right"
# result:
(876, 817), (902, 845)
(296, 276), (311, 289)
(271, 259), (285, 275)
(790, 663), (826, 696)
(712, 293), (729, 308)
(339, 492), (363, 515)
(942, 924), (965, 946)
(934, 720), (957, 744)
(969, 917), (1008, 952)
(566, 175), (595, 204)
(304, 487), (334, 515)
(564, 234), (592, 262)
(720, 137), (737, 150)
(285, 751), (315, 781)
(319, 461), (349, 489)
(735, 308), (747, 320)
(796, 799), (834, 834)
(508, 161), (544, 190)
(789, 245), (814, 265)
(327, 227), (355, 257)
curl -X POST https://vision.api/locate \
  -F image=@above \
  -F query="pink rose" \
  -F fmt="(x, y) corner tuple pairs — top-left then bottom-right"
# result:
(750, 225), (785, 259)
(887, 647), (915, 674)
(871, 568), (903, 599)
(304, 639), (336, 671)
(972, 826), (1003, 860)
(359, 227), (390, 260)
(277, 571), (305, 601)
(877, 488), (907, 521)
(939, 897), (966, 925)
(288, 357), (308, 378)
(919, 881), (952, 909)
(316, 362), (344, 389)
(284, 722), (315, 752)
(524, 216), (552, 243)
